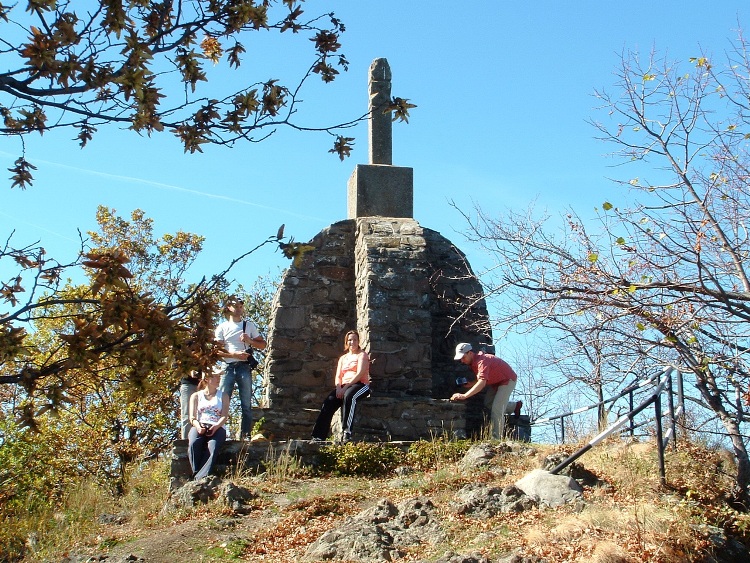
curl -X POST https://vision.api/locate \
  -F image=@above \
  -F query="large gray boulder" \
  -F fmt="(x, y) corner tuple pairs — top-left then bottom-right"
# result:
(515, 469), (583, 508)
(452, 484), (537, 518)
(459, 443), (513, 470)
(166, 477), (256, 514)
(167, 476), (222, 509)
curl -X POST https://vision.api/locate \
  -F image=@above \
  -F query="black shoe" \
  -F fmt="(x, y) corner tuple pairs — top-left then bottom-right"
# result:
(341, 432), (352, 443)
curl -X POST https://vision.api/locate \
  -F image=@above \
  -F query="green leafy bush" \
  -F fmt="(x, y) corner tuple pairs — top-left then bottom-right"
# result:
(252, 416), (266, 436)
(0, 418), (71, 560)
(406, 438), (471, 470)
(318, 442), (406, 476)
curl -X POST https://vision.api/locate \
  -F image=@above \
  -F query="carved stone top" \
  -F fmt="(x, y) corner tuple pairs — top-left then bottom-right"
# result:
(348, 58), (413, 219)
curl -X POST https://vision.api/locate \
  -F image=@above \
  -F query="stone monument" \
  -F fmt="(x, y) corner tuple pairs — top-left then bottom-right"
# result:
(257, 58), (492, 441)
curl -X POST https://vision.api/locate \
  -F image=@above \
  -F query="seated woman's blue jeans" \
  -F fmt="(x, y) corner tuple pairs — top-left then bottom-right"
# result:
(188, 426), (227, 480)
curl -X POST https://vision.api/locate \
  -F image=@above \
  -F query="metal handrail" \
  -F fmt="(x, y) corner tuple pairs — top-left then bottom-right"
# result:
(530, 370), (660, 426)
(548, 366), (681, 485)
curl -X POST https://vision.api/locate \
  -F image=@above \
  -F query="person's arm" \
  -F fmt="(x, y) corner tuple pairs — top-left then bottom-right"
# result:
(216, 347), (243, 360)
(189, 392), (205, 434)
(240, 321), (267, 350)
(246, 334), (267, 350)
(452, 378), (486, 400)
(334, 355), (346, 398)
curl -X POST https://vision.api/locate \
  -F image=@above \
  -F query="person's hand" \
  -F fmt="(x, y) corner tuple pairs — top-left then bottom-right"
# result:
(336, 385), (345, 399)
(205, 426), (215, 437)
(198, 426), (207, 435)
(450, 393), (466, 401)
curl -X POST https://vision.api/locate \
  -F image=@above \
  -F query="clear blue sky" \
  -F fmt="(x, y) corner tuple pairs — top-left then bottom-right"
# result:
(2, 1), (749, 302)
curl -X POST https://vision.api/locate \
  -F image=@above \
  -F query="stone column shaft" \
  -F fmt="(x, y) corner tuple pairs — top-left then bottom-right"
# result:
(368, 58), (392, 165)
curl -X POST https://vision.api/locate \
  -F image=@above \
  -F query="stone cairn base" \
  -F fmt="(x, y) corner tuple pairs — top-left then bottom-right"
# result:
(170, 400), (530, 488)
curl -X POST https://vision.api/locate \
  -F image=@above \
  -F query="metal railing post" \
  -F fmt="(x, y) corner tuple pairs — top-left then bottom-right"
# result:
(629, 390), (634, 437)
(654, 391), (666, 486)
(667, 369), (677, 450)
(677, 370), (685, 427)
(560, 415), (565, 444)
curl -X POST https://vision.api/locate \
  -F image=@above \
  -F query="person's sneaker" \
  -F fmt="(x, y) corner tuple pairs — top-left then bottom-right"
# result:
(513, 400), (523, 417)
(341, 431), (352, 443)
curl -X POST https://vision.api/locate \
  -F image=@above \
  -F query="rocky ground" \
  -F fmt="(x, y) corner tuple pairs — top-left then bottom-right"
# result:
(46, 441), (750, 563)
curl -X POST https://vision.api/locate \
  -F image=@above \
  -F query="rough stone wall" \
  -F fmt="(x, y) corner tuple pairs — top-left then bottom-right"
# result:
(262, 220), (358, 438)
(331, 396), (469, 441)
(260, 217), (491, 441)
(355, 218), (433, 396)
(422, 228), (494, 399)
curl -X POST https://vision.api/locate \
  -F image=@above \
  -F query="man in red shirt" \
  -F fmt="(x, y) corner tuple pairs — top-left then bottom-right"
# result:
(451, 342), (519, 440)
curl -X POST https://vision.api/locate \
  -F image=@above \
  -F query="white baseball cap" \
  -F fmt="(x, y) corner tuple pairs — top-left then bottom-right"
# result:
(454, 343), (472, 360)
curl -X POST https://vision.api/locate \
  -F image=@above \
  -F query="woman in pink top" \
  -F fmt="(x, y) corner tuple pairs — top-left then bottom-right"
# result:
(311, 330), (371, 442)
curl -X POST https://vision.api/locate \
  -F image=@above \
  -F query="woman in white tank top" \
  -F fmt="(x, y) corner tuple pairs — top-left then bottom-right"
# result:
(187, 367), (229, 480)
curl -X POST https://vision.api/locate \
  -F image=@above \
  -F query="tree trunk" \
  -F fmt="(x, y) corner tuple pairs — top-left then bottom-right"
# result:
(724, 417), (750, 509)
(695, 368), (750, 509)
(596, 385), (607, 432)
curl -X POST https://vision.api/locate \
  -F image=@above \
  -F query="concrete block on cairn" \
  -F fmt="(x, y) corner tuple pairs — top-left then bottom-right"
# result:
(347, 164), (414, 219)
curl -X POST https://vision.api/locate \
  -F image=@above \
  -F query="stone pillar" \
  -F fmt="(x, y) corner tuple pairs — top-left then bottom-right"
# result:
(369, 58), (392, 165)
(347, 58), (414, 219)
(355, 217), (433, 396)
(257, 53), (496, 442)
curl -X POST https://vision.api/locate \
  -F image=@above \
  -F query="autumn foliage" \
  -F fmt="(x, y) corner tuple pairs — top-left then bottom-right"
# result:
(0, 0), (417, 188)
